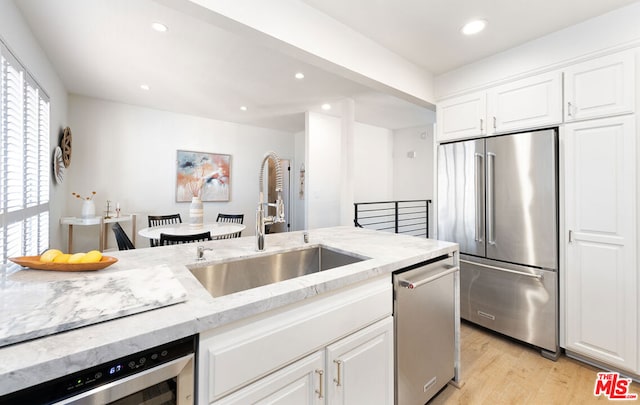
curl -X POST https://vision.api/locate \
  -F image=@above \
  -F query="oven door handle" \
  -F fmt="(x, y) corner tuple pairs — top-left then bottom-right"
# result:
(397, 266), (458, 290)
(57, 354), (194, 405)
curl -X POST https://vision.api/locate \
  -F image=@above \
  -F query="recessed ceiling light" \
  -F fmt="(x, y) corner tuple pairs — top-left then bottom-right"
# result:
(461, 19), (487, 36)
(295, 72), (305, 80)
(321, 103), (331, 111)
(140, 84), (150, 91)
(151, 22), (168, 32)
(240, 106), (248, 111)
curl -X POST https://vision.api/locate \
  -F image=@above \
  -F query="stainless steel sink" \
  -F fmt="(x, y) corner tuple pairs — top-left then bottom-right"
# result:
(189, 245), (366, 297)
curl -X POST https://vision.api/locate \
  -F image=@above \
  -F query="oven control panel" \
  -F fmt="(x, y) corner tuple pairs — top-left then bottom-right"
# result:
(0, 335), (196, 405)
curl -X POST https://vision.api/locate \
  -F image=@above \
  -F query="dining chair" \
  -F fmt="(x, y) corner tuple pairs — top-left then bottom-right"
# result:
(159, 231), (212, 246)
(147, 214), (182, 247)
(112, 223), (135, 250)
(215, 213), (244, 239)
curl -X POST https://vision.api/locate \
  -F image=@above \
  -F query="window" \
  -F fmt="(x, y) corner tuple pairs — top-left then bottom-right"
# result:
(1, 41), (50, 267)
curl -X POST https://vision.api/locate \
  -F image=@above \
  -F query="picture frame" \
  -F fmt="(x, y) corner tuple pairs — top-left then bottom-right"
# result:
(176, 150), (230, 202)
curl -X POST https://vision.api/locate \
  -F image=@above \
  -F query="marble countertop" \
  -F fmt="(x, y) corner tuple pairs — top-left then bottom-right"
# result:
(0, 265), (187, 348)
(0, 226), (457, 396)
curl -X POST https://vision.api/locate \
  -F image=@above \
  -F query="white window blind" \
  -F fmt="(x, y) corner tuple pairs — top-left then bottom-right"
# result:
(1, 42), (50, 267)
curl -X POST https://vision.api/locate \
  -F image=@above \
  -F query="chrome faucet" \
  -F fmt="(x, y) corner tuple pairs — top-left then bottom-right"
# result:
(196, 245), (213, 261)
(256, 151), (285, 251)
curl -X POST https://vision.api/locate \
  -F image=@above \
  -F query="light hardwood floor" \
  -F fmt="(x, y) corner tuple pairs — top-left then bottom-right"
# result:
(429, 321), (640, 404)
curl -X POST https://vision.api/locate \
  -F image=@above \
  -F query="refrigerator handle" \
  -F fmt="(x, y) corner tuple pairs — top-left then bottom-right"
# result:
(487, 152), (496, 245)
(474, 153), (484, 242)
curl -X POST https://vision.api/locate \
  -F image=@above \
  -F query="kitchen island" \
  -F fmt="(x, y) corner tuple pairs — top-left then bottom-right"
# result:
(0, 226), (458, 401)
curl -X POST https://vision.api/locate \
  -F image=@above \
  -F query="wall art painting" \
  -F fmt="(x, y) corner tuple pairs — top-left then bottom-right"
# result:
(176, 150), (230, 202)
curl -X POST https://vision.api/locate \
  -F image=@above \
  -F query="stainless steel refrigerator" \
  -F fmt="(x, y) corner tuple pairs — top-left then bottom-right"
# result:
(437, 128), (559, 358)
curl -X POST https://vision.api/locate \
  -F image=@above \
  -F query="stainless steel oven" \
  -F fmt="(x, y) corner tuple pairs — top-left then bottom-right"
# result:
(0, 335), (196, 405)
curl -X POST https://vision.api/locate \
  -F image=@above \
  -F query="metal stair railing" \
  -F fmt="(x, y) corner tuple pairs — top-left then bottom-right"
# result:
(353, 199), (431, 238)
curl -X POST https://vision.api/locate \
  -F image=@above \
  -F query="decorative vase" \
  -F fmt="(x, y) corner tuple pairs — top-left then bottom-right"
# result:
(81, 200), (96, 218)
(189, 196), (204, 228)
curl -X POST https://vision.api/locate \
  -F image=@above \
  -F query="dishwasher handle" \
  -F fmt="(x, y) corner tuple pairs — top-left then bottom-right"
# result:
(397, 265), (458, 290)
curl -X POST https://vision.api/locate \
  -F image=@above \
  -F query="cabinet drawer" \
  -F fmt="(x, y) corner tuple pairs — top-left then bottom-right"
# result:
(200, 277), (392, 402)
(460, 258), (557, 352)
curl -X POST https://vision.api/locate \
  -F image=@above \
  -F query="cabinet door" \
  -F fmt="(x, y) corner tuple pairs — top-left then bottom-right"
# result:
(325, 317), (394, 405)
(564, 116), (637, 373)
(213, 351), (325, 405)
(436, 91), (486, 142)
(564, 51), (635, 122)
(487, 71), (562, 134)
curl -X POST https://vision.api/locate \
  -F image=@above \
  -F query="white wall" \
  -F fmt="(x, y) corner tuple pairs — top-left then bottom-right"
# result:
(305, 110), (436, 234)
(353, 123), (393, 202)
(292, 130), (306, 231)
(67, 95), (294, 252)
(0, 0), (69, 250)
(392, 125), (434, 200)
(305, 111), (344, 229)
(339, 99), (355, 226)
(393, 125), (435, 237)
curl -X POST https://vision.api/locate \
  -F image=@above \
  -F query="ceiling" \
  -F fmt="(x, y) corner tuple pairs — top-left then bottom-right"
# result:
(14, 0), (639, 132)
(300, 0), (640, 75)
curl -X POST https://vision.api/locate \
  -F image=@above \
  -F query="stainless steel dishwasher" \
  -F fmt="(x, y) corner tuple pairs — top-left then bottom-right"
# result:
(394, 254), (458, 405)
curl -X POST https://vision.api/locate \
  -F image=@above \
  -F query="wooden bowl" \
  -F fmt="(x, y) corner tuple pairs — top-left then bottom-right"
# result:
(8, 256), (118, 271)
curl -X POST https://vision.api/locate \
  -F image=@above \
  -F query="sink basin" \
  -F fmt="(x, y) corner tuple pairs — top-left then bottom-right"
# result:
(189, 245), (366, 297)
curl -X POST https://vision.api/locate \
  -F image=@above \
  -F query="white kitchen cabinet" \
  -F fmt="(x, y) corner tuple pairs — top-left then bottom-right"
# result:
(199, 277), (392, 404)
(564, 51), (635, 122)
(487, 71), (563, 134)
(214, 317), (394, 405)
(564, 115), (637, 373)
(436, 72), (562, 142)
(436, 91), (486, 142)
(213, 351), (325, 405)
(326, 317), (394, 405)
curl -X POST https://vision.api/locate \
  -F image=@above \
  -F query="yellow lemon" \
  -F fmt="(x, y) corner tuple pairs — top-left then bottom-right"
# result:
(40, 249), (63, 263)
(68, 253), (86, 264)
(80, 250), (102, 263)
(53, 253), (72, 263)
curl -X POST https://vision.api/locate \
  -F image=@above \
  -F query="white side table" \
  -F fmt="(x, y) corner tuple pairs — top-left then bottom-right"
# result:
(60, 214), (137, 252)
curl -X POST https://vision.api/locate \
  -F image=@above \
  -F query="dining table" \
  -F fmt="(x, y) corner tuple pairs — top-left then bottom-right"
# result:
(138, 222), (246, 241)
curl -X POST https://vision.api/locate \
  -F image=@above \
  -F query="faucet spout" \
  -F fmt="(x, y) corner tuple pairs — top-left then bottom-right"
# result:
(256, 151), (286, 251)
